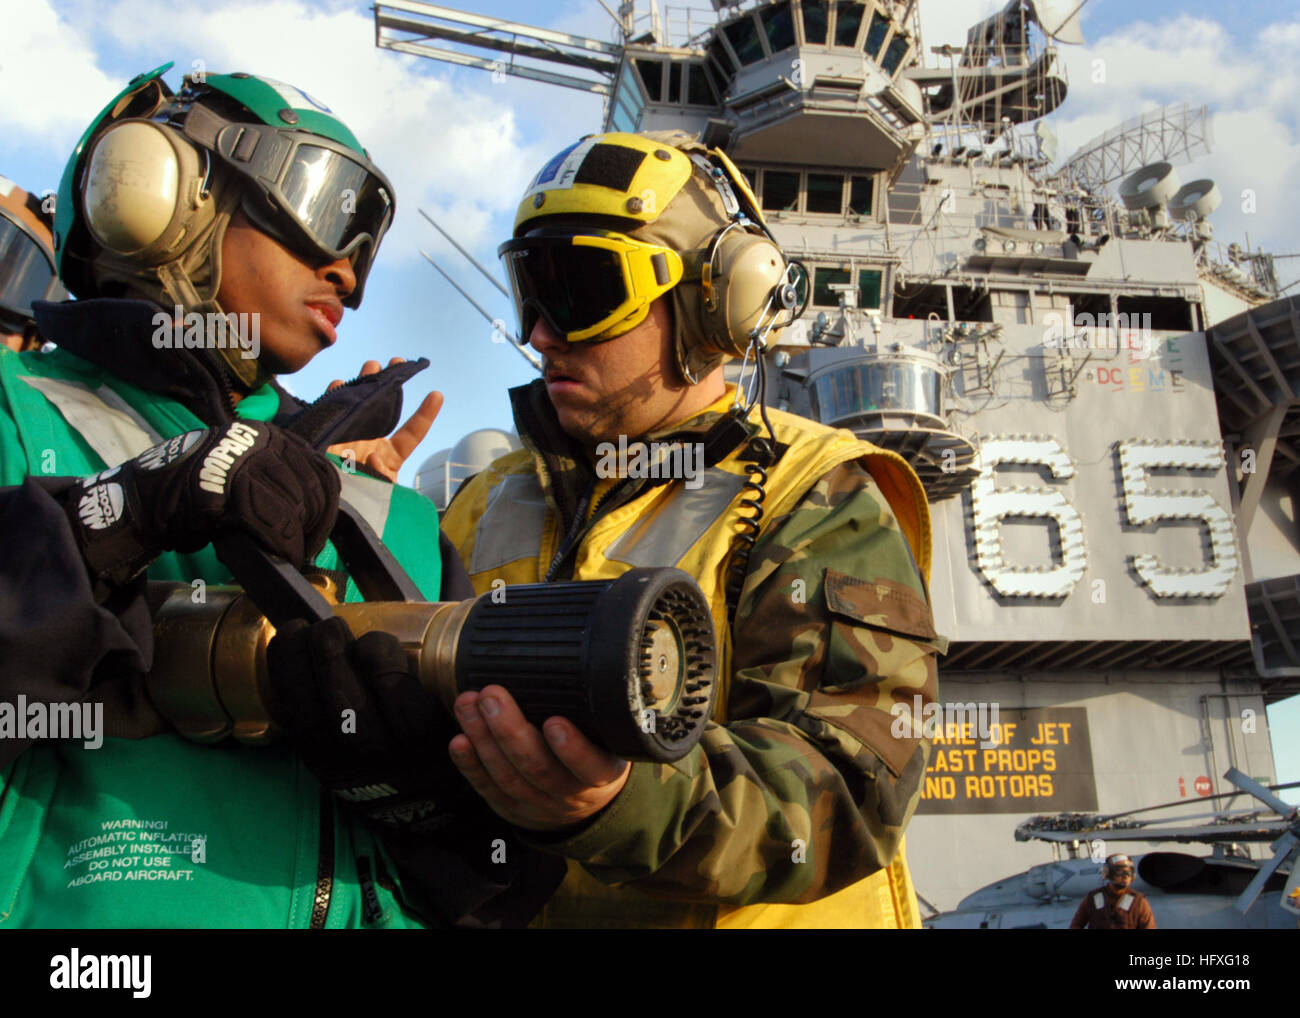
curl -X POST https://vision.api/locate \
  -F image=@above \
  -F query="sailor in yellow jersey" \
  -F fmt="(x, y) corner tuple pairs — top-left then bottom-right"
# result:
(441, 130), (947, 928)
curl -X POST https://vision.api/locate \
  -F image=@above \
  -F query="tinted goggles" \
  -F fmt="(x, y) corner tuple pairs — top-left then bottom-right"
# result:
(0, 206), (67, 324)
(498, 230), (683, 344)
(188, 115), (394, 305)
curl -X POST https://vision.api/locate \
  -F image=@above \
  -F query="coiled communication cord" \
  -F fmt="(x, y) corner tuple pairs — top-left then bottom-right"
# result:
(724, 448), (769, 627)
(719, 255), (805, 626)
(723, 346), (777, 627)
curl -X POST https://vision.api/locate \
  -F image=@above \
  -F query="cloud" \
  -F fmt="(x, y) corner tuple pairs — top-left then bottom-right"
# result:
(913, 3), (1300, 255)
(2, 0), (603, 265)
(1044, 11), (1300, 254)
(918, 0), (1005, 48)
(0, 1), (121, 147)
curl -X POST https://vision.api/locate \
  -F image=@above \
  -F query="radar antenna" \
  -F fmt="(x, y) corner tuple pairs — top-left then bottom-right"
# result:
(1055, 102), (1214, 193)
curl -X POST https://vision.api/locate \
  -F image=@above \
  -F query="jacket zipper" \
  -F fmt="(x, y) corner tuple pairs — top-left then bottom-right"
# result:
(544, 485), (591, 582)
(544, 477), (637, 582)
(216, 359), (238, 419)
(310, 790), (335, 929)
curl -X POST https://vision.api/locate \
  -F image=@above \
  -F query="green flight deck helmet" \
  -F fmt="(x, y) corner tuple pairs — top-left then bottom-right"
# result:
(54, 63), (395, 390)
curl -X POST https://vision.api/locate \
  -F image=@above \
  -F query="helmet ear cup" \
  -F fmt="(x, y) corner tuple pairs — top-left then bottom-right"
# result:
(700, 229), (788, 358)
(82, 120), (208, 264)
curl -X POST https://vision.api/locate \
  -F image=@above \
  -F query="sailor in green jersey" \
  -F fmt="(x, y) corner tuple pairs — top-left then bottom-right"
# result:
(0, 65), (550, 928)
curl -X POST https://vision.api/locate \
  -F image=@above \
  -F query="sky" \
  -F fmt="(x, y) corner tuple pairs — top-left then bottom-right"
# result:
(1, 0), (1296, 797)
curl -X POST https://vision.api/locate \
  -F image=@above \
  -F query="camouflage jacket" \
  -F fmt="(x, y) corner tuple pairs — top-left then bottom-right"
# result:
(442, 380), (945, 925)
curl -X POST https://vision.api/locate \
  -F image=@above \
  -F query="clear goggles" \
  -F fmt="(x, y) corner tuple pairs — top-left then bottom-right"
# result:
(498, 229), (684, 344)
(0, 206), (67, 328)
(187, 115), (395, 307)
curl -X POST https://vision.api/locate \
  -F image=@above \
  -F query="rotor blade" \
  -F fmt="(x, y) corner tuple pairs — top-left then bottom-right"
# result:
(1233, 831), (1298, 914)
(420, 209), (510, 297)
(1225, 767), (1297, 818)
(1024, 820), (1290, 844)
(1085, 779), (1300, 824)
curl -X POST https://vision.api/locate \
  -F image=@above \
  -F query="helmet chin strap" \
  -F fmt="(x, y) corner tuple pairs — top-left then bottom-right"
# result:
(154, 259), (271, 393)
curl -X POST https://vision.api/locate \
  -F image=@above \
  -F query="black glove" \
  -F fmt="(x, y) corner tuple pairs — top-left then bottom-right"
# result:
(268, 615), (569, 927)
(267, 615), (470, 831)
(62, 420), (340, 589)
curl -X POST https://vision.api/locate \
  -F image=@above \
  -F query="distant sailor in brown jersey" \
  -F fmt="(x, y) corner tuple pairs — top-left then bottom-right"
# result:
(1070, 854), (1157, 929)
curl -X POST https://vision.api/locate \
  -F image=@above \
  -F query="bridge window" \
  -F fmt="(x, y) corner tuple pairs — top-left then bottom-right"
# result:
(893, 283), (949, 320)
(707, 35), (737, 87)
(858, 268), (883, 309)
(849, 174), (874, 215)
(810, 266), (883, 308)
(609, 63), (645, 132)
(834, 1), (865, 47)
(1117, 295), (1194, 332)
(881, 34), (911, 75)
(762, 170), (801, 212)
(952, 285), (994, 321)
(724, 16), (765, 66)
(1062, 291), (1110, 323)
(863, 10), (890, 58)
(801, 0), (829, 44)
(634, 59), (663, 102)
(688, 64), (716, 105)
(761, 2), (796, 54)
(813, 267), (850, 307)
(749, 166), (881, 218)
(806, 172), (843, 213)
(633, 59), (719, 108)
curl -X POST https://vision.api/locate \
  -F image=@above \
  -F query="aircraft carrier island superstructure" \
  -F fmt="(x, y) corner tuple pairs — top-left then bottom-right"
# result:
(380, 0), (1300, 920)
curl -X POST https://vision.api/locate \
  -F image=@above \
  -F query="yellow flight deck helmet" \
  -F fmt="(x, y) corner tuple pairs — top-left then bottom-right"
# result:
(501, 131), (804, 382)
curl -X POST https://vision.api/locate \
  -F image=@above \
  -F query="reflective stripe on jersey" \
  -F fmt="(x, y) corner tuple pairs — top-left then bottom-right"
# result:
(604, 468), (748, 568)
(470, 471), (549, 573)
(19, 375), (161, 465)
(336, 466), (395, 540)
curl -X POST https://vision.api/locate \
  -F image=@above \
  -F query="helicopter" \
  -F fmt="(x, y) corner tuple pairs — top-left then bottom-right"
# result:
(926, 768), (1300, 929)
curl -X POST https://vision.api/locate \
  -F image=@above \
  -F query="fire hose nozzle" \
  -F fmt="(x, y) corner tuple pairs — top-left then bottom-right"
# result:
(147, 567), (717, 764)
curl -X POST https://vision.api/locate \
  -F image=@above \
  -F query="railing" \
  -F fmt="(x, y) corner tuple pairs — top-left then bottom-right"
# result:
(1195, 239), (1278, 296)
(619, 2), (722, 48)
